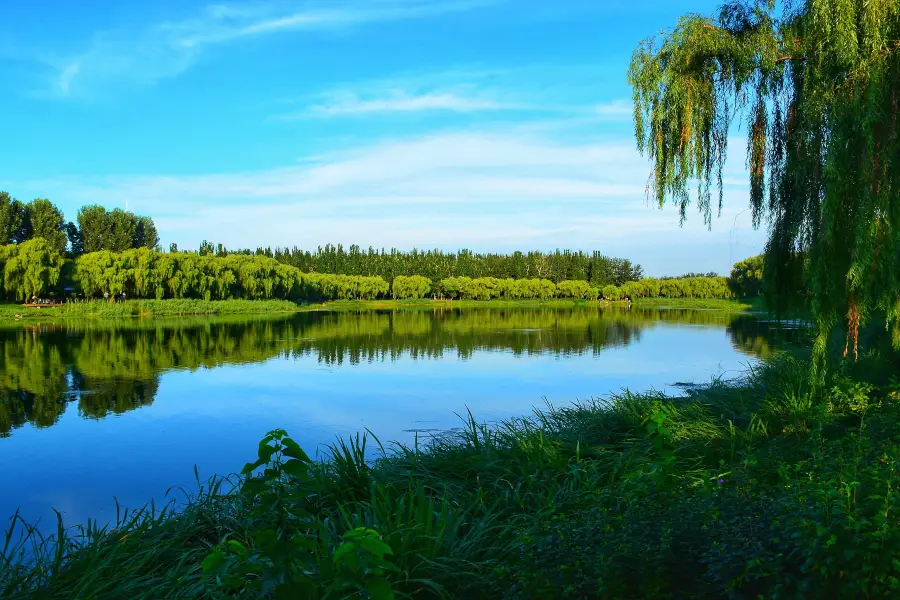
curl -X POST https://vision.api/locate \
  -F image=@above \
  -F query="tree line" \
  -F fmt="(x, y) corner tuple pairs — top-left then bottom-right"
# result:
(0, 243), (741, 304)
(0, 192), (159, 256)
(193, 243), (645, 287)
(0, 193), (754, 304)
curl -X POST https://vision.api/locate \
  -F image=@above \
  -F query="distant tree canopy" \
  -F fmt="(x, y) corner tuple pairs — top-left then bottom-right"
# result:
(629, 0), (900, 368)
(23, 199), (68, 255)
(0, 192), (27, 244)
(0, 192), (159, 257)
(0, 244), (730, 304)
(729, 255), (765, 297)
(77, 205), (159, 254)
(198, 243), (645, 287)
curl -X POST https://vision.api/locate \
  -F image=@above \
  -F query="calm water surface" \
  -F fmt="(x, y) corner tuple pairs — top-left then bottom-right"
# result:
(0, 307), (793, 528)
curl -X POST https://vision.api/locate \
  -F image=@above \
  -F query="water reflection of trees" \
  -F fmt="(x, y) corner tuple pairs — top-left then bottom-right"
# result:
(0, 307), (785, 436)
(726, 314), (809, 358)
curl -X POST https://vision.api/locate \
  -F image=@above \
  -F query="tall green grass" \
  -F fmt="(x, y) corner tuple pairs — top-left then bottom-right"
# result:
(3, 352), (899, 598)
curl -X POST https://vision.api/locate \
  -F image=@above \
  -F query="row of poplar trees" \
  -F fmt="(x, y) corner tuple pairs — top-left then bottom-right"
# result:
(196, 243), (645, 287)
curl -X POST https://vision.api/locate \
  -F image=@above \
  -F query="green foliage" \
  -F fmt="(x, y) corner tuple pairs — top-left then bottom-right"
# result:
(556, 279), (599, 300)
(0, 243), (738, 305)
(0, 192), (27, 245)
(76, 204), (158, 255)
(1, 239), (64, 301)
(220, 244), (644, 286)
(201, 429), (400, 599)
(64, 222), (83, 256)
(602, 284), (623, 300)
(72, 250), (302, 301)
(436, 277), (559, 300)
(616, 276), (732, 300)
(105, 209), (137, 253)
(301, 272), (390, 301)
(77, 205), (108, 254)
(132, 216), (160, 250)
(22, 200), (67, 255)
(629, 0), (900, 364)
(392, 275), (432, 300)
(728, 254), (764, 297)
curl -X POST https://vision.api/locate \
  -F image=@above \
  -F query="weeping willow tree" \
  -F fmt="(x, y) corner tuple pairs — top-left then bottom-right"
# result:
(629, 0), (900, 374)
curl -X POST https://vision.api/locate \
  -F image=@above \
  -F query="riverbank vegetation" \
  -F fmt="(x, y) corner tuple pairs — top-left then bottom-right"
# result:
(0, 299), (302, 320)
(0, 195), (742, 308)
(3, 346), (899, 598)
(0, 242), (741, 307)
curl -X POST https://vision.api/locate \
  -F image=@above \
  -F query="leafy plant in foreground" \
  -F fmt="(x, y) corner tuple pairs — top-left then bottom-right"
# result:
(202, 429), (398, 599)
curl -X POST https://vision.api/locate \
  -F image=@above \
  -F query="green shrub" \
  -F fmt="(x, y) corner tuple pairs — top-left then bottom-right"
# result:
(556, 280), (598, 300)
(391, 275), (432, 300)
(728, 255), (764, 297)
(602, 284), (623, 300)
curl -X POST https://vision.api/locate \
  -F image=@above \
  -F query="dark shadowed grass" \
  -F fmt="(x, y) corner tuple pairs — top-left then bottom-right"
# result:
(3, 351), (899, 598)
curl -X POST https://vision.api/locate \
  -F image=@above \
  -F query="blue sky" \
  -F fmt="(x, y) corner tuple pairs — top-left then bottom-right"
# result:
(0, 0), (765, 276)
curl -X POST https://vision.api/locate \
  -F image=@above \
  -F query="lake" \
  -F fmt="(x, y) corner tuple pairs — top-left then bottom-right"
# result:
(0, 306), (793, 530)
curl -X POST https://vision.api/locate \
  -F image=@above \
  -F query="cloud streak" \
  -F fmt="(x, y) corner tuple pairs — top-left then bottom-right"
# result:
(269, 65), (634, 120)
(52, 0), (496, 97)
(278, 91), (523, 118)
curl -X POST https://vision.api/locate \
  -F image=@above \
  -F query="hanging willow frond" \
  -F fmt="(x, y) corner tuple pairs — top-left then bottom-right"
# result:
(629, 0), (900, 375)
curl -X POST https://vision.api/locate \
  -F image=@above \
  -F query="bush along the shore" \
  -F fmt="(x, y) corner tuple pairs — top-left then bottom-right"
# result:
(3, 350), (900, 599)
(0, 241), (737, 304)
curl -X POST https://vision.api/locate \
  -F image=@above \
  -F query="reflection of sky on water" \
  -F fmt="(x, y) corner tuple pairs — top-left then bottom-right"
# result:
(0, 323), (756, 530)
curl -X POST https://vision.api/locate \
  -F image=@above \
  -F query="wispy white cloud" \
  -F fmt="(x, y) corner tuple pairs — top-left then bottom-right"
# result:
(278, 90), (523, 119)
(48, 0), (496, 97)
(19, 129), (765, 274)
(269, 65), (631, 120)
(58, 62), (81, 95)
(595, 99), (633, 119)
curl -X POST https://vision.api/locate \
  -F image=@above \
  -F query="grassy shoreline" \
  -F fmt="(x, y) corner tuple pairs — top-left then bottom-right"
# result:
(3, 349), (898, 598)
(0, 296), (754, 322)
(631, 296), (760, 311)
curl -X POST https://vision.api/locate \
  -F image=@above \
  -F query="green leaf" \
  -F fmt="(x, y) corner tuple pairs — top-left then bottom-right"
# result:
(282, 437), (312, 462)
(291, 534), (319, 553)
(257, 440), (278, 462)
(254, 528), (278, 553)
(241, 478), (268, 498)
(241, 459), (265, 475)
(281, 459), (309, 479)
(225, 540), (249, 560)
(275, 580), (317, 599)
(201, 551), (227, 573)
(333, 543), (355, 565)
(358, 538), (393, 559)
(366, 577), (395, 600)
